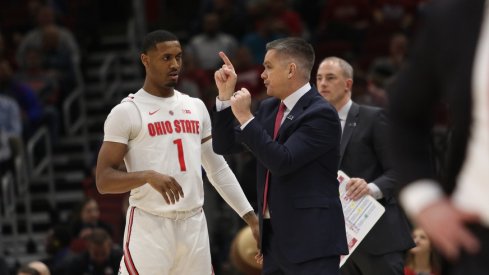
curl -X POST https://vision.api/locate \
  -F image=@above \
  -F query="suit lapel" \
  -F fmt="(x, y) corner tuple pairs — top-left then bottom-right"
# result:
(277, 89), (315, 139)
(339, 102), (359, 165)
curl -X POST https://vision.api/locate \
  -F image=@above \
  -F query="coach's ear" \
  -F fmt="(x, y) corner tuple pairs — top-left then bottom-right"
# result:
(288, 62), (296, 79)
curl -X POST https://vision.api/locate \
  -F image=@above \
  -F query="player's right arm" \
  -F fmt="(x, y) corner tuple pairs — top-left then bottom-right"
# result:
(95, 141), (147, 194)
(95, 101), (183, 204)
(96, 141), (183, 204)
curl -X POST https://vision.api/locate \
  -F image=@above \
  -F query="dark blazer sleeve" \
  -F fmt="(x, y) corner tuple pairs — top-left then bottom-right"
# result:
(240, 102), (340, 176)
(211, 106), (245, 154)
(388, 0), (482, 193)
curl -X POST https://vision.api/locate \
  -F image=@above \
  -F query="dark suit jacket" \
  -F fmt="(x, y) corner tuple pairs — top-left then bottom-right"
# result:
(389, 0), (483, 194)
(212, 88), (348, 264)
(340, 102), (414, 255)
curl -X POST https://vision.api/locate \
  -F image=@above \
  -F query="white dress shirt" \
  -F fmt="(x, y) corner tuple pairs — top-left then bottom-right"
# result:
(337, 99), (351, 133)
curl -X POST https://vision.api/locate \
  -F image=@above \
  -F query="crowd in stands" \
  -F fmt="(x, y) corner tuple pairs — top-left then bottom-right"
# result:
(0, 0), (433, 274)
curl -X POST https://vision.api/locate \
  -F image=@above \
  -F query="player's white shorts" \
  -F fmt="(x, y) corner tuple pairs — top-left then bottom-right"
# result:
(118, 207), (214, 275)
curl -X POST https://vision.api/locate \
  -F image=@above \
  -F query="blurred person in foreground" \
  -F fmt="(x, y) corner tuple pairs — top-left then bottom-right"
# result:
(389, 0), (489, 273)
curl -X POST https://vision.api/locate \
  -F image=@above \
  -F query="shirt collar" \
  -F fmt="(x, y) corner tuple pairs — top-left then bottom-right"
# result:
(337, 99), (352, 121)
(282, 83), (311, 111)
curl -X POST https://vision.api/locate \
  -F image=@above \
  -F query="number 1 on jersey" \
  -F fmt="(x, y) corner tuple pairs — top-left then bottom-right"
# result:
(173, 139), (187, 171)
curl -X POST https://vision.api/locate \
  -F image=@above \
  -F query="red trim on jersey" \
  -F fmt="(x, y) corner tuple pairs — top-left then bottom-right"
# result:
(123, 207), (139, 275)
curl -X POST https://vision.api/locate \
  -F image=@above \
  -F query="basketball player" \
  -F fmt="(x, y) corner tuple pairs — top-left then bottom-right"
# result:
(96, 30), (259, 275)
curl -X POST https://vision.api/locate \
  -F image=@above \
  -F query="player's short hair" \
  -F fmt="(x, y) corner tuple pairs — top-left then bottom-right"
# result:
(142, 30), (179, 54)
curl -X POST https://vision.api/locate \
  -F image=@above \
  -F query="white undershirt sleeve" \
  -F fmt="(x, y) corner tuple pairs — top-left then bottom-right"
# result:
(215, 97), (231, 111)
(215, 97), (254, 129)
(368, 182), (383, 199)
(399, 179), (445, 219)
(201, 139), (254, 217)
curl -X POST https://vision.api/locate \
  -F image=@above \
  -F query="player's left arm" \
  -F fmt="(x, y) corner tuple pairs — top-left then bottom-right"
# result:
(201, 135), (259, 241)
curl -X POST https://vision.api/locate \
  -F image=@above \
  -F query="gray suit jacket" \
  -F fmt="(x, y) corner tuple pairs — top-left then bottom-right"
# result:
(340, 102), (414, 255)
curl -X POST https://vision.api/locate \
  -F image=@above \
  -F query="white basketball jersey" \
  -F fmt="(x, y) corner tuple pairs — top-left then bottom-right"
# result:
(123, 89), (211, 215)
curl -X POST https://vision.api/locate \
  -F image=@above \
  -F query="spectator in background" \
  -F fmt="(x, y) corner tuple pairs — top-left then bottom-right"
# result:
(63, 228), (122, 275)
(0, 55), (60, 142)
(0, 59), (44, 139)
(404, 227), (441, 275)
(266, 0), (305, 37)
(364, 63), (395, 108)
(14, 45), (63, 143)
(15, 46), (60, 107)
(371, 0), (418, 32)
(186, 12), (238, 72)
(0, 31), (6, 59)
(291, 0), (323, 37)
(41, 224), (73, 275)
(199, 0), (249, 40)
(315, 0), (371, 52)
(176, 50), (214, 107)
(241, 14), (284, 65)
(68, 0), (101, 51)
(0, 94), (22, 175)
(16, 5), (79, 67)
(40, 24), (76, 97)
(369, 32), (408, 78)
(68, 197), (113, 252)
(0, 30), (22, 70)
(233, 45), (266, 104)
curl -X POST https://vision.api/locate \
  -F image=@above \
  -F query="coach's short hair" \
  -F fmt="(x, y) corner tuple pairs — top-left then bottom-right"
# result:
(266, 37), (315, 80)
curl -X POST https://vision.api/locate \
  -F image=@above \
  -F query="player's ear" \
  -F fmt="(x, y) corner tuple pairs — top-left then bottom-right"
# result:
(141, 53), (149, 67)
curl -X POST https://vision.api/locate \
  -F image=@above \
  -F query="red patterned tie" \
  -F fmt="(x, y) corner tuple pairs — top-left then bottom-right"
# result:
(263, 102), (286, 215)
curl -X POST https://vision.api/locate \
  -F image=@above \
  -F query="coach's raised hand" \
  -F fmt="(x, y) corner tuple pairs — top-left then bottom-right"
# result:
(215, 51), (237, 101)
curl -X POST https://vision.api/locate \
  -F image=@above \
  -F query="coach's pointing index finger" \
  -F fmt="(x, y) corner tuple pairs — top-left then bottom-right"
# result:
(219, 51), (234, 69)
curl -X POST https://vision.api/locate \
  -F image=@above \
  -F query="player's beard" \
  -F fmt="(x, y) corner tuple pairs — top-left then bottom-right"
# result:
(166, 73), (179, 88)
(165, 79), (178, 88)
